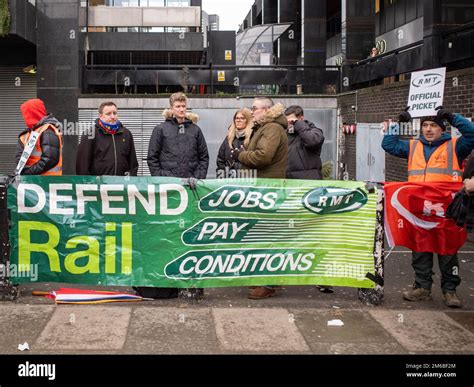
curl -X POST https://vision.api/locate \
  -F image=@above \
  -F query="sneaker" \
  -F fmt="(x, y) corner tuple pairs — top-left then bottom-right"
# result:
(402, 287), (432, 301)
(248, 286), (276, 299)
(316, 285), (334, 293)
(444, 292), (462, 308)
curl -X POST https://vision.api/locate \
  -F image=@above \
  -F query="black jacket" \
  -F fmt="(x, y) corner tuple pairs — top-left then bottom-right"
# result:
(463, 151), (474, 179)
(147, 112), (209, 178)
(216, 135), (246, 172)
(286, 119), (325, 180)
(15, 115), (61, 175)
(76, 119), (139, 176)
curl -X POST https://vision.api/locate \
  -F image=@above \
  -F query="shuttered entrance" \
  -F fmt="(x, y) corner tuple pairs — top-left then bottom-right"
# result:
(0, 67), (37, 174)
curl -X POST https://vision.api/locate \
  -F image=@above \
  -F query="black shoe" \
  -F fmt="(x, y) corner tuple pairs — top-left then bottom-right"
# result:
(133, 286), (179, 299)
(316, 285), (334, 293)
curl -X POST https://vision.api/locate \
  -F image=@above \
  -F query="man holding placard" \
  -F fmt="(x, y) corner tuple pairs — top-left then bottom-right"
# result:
(382, 68), (474, 308)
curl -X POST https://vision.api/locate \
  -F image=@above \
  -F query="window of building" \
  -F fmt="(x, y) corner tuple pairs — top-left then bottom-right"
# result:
(406, 0), (416, 22)
(326, 12), (341, 39)
(141, 0), (165, 5)
(441, 0), (474, 24)
(385, 3), (395, 31)
(166, 0), (190, 6)
(105, 0), (181, 5)
(236, 24), (291, 65)
(395, 0), (406, 28)
(416, 0), (423, 18)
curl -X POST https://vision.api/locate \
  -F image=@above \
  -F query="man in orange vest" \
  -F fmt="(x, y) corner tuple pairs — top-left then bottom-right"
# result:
(15, 99), (62, 175)
(382, 107), (474, 308)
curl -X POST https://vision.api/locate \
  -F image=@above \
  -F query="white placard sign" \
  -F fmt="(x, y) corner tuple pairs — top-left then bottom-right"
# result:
(408, 67), (446, 118)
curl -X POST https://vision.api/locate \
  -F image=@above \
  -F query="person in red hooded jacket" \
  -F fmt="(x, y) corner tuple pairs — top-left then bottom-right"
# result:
(15, 98), (62, 175)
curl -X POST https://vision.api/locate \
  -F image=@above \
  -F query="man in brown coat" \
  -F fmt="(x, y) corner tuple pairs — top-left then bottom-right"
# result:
(231, 97), (288, 299)
(232, 97), (288, 179)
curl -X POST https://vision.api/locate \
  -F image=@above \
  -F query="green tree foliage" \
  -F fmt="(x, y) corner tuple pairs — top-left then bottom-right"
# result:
(0, 0), (10, 37)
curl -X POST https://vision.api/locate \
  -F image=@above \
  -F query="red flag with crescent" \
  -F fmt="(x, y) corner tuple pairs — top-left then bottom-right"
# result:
(384, 182), (466, 255)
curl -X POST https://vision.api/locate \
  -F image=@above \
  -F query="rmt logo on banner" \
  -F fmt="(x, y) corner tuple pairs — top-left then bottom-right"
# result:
(408, 67), (446, 118)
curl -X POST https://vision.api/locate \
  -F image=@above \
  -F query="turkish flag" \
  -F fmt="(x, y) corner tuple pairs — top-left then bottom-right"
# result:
(384, 182), (467, 255)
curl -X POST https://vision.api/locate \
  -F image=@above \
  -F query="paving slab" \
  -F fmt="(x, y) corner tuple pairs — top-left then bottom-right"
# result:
(445, 312), (474, 334)
(291, 309), (406, 354)
(369, 310), (474, 354)
(35, 306), (131, 353)
(124, 307), (220, 354)
(212, 308), (310, 353)
(0, 305), (55, 354)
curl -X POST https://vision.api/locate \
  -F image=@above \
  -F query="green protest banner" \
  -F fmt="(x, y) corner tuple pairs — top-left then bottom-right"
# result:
(7, 176), (378, 288)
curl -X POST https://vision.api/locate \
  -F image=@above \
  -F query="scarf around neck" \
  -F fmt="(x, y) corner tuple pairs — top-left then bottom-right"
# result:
(235, 129), (246, 139)
(98, 119), (121, 134)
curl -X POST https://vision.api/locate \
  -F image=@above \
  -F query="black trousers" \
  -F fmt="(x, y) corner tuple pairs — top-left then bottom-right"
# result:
(412, 251), (461, 293)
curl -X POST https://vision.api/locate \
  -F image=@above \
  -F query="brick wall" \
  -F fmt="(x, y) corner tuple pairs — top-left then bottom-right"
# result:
(338, 67), (474, 181)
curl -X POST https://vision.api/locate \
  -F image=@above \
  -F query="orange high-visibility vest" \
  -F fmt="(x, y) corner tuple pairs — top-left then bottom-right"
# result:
(407, 137), (463, 182)
(20, 124), (63, 175)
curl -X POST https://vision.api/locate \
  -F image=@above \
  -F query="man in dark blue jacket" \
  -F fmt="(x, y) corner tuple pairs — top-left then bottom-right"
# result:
(382, 107), (474, 308)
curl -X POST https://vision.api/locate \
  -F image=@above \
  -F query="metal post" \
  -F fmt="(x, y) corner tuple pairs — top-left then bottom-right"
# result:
(358, 185), (384, 305)
(210, 63), (213, 94)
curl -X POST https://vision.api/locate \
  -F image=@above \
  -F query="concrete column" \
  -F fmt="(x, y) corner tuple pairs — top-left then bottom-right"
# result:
(37, 0), (80, 175)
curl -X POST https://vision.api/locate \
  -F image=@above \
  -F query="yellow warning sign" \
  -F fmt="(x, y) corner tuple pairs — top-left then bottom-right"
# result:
(225, 50), (232, 61)
(218, 71), (225, 82)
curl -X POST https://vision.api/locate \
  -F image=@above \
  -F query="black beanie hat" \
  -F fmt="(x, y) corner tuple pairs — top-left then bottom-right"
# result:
(421, 116), (447, 131)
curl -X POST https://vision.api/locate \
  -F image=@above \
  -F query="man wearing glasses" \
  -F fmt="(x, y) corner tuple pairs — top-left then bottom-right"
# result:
(231, 97), (288, 299)
(231, 97), (288, 179)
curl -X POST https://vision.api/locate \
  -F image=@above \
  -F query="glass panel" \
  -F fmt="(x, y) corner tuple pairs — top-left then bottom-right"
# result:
(146, 0), (165, 5)
(108, 0), (139, 5)
(236, 24), (291, 65)
(166, 0), (190, 6)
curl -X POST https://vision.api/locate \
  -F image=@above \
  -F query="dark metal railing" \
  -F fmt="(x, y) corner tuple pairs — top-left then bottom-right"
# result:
(82, 64), (342, 95)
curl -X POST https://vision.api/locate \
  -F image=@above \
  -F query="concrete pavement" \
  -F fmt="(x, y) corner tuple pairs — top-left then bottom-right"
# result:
(0, 246), (473, 355)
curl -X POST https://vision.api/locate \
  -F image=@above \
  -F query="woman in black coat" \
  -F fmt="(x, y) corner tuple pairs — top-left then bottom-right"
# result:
(216, 108), (252, 177)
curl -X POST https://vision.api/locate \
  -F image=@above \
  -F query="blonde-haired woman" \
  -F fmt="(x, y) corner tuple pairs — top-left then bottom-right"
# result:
(216, 108), (253, 176)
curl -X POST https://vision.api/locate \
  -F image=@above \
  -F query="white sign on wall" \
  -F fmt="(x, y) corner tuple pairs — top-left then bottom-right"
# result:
(407, 67), (446, 118)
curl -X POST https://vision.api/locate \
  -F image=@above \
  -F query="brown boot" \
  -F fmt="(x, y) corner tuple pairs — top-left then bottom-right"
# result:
(402, 287), (432, 301)
(444, 292), (462, 308)
(248, 286), (276, 299)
